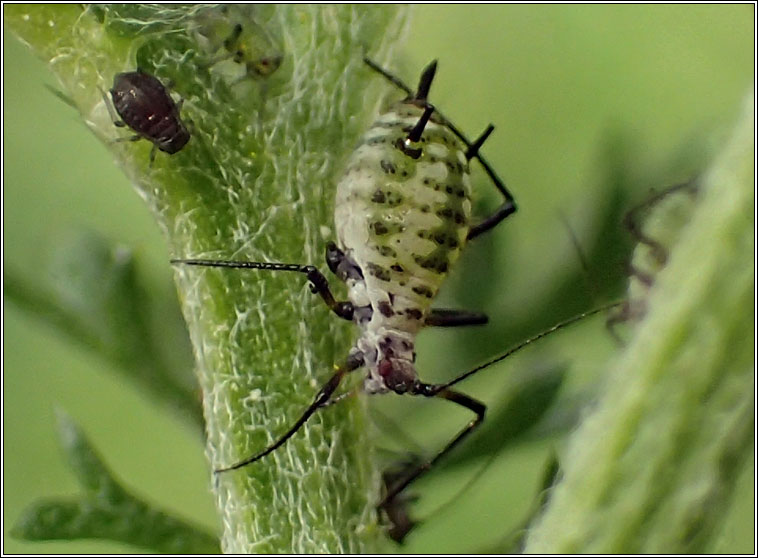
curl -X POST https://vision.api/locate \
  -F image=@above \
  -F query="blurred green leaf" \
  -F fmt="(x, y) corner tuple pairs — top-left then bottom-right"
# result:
(491, 452), (561, 554)
(12, 410), (220, 554)
(4, 229), (203, 430)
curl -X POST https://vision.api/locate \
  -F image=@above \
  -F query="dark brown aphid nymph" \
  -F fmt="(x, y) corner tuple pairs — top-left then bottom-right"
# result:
(106, 70), (190, 162)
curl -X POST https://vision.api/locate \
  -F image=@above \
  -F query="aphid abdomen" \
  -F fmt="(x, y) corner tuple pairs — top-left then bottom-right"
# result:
(335, 102), (472, 328)
(110, 71), (190, 154)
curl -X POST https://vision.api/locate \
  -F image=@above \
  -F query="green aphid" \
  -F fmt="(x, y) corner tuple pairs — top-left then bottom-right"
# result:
(194, 5), (283, 83)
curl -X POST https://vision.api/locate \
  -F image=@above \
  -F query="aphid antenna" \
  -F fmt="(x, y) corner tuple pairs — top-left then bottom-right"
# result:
(213, 350), (365, 473)
(44, 84), (78, 111)
(171, 254), (355, 320)
(434, 300), (623, 393)
(558, 211), (601, 305)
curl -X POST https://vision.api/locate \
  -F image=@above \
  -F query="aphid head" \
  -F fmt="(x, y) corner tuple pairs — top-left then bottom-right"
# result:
(157, 125), (191, 154)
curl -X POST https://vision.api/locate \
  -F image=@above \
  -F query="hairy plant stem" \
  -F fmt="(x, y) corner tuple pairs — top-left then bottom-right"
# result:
(6, 4), (410, 552)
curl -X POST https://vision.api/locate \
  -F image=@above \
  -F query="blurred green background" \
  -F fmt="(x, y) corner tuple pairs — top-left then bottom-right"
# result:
(4, 4), (754, 554)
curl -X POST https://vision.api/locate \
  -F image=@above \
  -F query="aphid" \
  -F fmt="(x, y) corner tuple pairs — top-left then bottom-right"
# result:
(194, 5), (283, 83)
(217, 21), (283, 80)
(103, 70), (190, 164)
(172, 58), (614, 537)
(606, 179), (700, 338)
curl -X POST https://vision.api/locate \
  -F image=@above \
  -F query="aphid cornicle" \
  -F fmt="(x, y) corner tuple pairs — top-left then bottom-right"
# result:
(105, 70), (190, 163)
(173, 57), (522, 535)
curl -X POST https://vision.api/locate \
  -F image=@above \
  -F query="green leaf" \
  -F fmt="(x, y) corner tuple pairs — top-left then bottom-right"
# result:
(4, 229), (202, 430)
(6, 4), (410, 553)
(12, 410), (220, 554)
(523, 91), (755, 553)
(491, 452), (561, 554)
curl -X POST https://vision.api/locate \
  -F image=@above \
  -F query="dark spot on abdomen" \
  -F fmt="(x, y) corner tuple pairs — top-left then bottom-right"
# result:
(380, 160), (397, 174)
(372, 221), (389, 235)
(412, 285), (434, 298)
(405, 308), (423, 320)
(367, 262), (391, 282)
(377, 300), (394, 317)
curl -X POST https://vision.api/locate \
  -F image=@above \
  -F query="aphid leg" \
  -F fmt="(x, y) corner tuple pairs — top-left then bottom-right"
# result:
(605, 301), (632, 344)
(324, 241), (363, 284)
(170, 258), (354, 320)
(363, 56), (413, 96)
(148, 144), (158, 167)
(215, 353), (364, 473)
(100, 84), (149, 157)
(425, 308), (488, 327)
(605, 261), (654, 342)
(99, 87), (126, 128)
(627, 262), (655, 289)
(318, 385), (360, 408)
(621, 180), (699, 268)
(200, 24), (245, 71)
(223, 23), (244, 54)
(466, 124), (517, 241)
(381, 462), (421, 543)
(378, 386), (485, 509)
(111, 135), (142, 144)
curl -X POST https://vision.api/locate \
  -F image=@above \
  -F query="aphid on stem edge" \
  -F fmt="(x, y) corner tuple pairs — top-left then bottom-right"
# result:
(606, 179), (700, 341)
(172, 58), (620, 542)
(194, 5), (283, 84)
(103, 69), (190, 165)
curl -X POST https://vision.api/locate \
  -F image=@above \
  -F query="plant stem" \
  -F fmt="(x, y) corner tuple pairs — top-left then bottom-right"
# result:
(6, 4), (410, 552)
(523, 91), (755, 554)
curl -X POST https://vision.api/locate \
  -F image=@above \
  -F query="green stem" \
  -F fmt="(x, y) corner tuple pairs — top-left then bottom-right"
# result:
(6, 4), (410, 552)
(523, 91), (754, 553)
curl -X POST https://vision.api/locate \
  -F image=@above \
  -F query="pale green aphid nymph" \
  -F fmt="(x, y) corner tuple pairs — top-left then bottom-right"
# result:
(335, 90), (474, 395)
